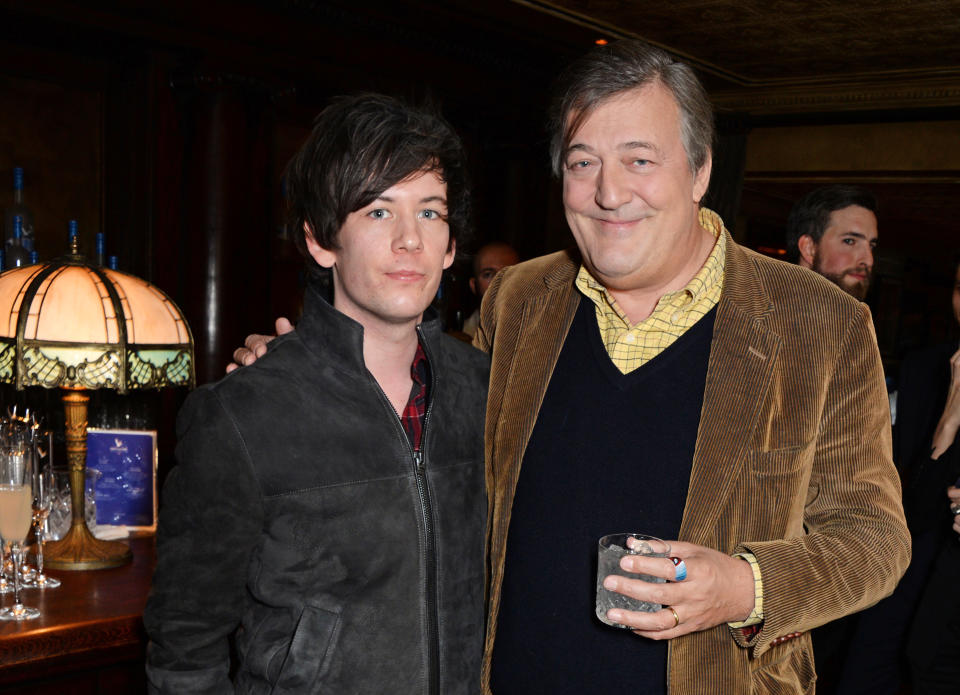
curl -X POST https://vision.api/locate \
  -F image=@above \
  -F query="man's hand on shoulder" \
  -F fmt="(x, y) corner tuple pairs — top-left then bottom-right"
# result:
(226, 317), (295, 373)
(601, 541), (756, 640)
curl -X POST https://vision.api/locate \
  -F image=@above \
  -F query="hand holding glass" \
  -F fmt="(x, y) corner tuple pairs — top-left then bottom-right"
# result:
(596, 533), (670, 628)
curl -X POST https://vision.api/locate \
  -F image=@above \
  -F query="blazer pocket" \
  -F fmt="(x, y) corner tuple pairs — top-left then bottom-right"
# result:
(748, 445), (808, 478)
(271, 605), (341, 694)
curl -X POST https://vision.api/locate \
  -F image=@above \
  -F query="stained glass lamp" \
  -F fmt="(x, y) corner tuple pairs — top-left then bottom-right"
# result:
(0, 235), (194, 569)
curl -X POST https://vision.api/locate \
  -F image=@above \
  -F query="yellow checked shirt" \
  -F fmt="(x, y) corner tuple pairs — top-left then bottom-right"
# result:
(576, 207), (763, 628)
(575, 207), (725, 374)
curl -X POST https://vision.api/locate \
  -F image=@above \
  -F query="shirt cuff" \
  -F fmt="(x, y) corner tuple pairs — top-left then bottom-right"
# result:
(727, 552), (764, 628)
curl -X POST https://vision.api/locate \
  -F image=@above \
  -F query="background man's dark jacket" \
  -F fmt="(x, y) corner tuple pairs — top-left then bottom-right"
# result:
(899, 340), (960, 531)
(902, 341), (960, 687)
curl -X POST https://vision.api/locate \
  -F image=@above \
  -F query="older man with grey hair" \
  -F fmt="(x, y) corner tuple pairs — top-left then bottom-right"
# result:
(477, 41), (907, 695)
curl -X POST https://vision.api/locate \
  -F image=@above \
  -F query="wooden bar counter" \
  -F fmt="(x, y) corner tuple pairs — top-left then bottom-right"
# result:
(0, 535), (154, 694)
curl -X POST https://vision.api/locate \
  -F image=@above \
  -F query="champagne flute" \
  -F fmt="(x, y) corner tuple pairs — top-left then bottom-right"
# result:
(0, 421), (40, 620)
(0, 541), (12, 594)
(30, 464), (60, 589)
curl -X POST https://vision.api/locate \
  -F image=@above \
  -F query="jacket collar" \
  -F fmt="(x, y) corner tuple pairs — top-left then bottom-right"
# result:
(718, 229), (773, 321)
(541, 248), (581, 291)
(543, 230), (771, 319)
(295, 281), (443, 376)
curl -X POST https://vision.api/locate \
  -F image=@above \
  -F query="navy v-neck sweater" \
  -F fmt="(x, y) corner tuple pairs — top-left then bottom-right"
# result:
(491, 298), (716, 694)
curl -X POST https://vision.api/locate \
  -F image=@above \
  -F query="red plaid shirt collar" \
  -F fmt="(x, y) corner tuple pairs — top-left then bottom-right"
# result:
(400, 341), (429, 452)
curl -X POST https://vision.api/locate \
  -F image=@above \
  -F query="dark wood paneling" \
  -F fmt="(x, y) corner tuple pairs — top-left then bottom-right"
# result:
(0, 71), (102, 261)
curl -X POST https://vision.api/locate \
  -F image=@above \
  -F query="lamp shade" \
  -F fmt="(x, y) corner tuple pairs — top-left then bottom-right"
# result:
(0, 253), (194, 392)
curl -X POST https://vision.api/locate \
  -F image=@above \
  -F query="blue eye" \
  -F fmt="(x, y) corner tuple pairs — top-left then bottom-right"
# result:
(368, 209), (388, 219)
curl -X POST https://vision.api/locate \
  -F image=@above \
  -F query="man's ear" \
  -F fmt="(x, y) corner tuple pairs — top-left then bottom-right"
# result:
(468, 277), (477, 296)
(304, 223), (336, 268)
(797, 235), (817, 269)
(692, 152), (712, 204)
(442, 239), (456, 271)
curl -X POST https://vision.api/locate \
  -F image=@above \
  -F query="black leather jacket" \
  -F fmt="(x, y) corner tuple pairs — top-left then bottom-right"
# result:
(145, 287), (489, 694)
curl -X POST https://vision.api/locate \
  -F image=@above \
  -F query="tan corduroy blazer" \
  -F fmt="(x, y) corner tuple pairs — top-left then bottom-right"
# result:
(474, 231), (910, 695)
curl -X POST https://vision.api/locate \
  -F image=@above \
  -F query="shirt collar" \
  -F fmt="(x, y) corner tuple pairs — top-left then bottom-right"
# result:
(575, 207), (726, 323)
(410, 341), (428, 386)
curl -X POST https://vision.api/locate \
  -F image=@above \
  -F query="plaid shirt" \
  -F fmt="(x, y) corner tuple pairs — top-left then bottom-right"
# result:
(400, 341), (429, 452)
(575, 207), (725, 374)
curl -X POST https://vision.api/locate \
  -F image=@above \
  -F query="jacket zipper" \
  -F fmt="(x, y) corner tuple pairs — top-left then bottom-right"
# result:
(415, 328), (440, 695)
(412, 445), (440, 695)
(367, 328), (440, 695)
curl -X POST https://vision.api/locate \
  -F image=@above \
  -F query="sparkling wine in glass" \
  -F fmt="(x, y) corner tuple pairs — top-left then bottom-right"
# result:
(0, 422), (40, 620)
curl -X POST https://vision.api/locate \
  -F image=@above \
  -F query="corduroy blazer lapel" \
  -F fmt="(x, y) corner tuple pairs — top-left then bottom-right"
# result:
(487, 260), (581, 479)
(680, 233), (782, 546)
(477, 250), (581, 689)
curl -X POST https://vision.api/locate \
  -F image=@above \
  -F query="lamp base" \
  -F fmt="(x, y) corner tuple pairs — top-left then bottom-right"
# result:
(44, 387), (133, 570)
(44, 522), (132, 571)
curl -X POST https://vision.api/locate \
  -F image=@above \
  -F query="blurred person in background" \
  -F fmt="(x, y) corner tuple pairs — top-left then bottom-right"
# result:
(785, 185), (879, 301)
(462, 241), (519, 337)
(830, 255), (960, 695)
(903, 255), (960, 694)
(786, 184), (881, 693)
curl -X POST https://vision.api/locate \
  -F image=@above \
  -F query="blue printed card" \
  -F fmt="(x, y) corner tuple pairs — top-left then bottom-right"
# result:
(86, 428), (158, 531)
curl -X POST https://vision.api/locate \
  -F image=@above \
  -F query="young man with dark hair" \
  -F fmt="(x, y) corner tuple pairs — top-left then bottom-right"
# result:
(144, 94), (489, 695)
(785, 185), (879, 300)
